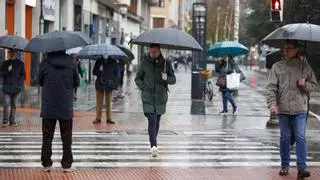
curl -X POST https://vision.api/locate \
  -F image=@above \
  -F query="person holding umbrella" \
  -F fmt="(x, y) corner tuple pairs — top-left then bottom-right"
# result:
(215, 56), (240, 115)
(135, 44), (176, 157)
(266, 40), (317, 178)
(25, 30), (91, 173)
(0, 49), (26, 127)
(37, 51), (80, 172)
(92, 57), (120, 124)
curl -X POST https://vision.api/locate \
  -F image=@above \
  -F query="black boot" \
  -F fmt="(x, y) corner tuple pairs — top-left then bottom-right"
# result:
(298, 169), (310, 179)
(279, 168), (289, 176)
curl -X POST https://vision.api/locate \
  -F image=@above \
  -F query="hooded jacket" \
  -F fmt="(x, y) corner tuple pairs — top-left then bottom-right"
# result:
(135, 54), (176, 115)
(37, 51), (80, 119)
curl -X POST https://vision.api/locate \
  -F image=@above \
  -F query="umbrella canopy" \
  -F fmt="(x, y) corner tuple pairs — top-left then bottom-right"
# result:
(130, 28), (203, 51)
(207, 41), (249, 57)
(78, 44), (128, 60)
(0, 35), (28, 51)
(25, 31), (92, 53)
(116, 45), (135, 61)
(262, 23), (320, 53)
(266, 50), (282, 69)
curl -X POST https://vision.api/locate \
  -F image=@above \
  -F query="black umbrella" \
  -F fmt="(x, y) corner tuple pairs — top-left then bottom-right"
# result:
(130, 28), (203, 51)
(116, 45), (134, 61)
(25, 31), (92, 53)
(262, 23), (320, 53)
(0, 35), (28, 51)
(78, 44), (128, 60)
(266, 50), (282, 69)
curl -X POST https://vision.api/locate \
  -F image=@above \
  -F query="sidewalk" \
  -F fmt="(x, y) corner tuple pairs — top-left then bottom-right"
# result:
(0, 70), (271, 132)
(1, 168), (320, 180)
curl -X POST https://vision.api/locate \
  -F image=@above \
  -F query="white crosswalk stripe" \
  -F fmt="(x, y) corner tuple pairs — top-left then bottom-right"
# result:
(0, 131), (320, 168)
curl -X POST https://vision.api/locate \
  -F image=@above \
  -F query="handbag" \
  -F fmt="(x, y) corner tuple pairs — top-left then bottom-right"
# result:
(216, 76), (226, 88)
(227, 70), (241, 90)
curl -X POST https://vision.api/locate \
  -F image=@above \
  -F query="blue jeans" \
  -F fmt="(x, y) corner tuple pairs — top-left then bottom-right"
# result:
(222, 90), (237, 111)
(3, 93), (18, 124)
(145, 113), (161, 147)
(278, 113), (307, 170)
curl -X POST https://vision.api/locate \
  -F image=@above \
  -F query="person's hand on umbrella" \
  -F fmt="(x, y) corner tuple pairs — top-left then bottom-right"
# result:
(99, 65), (103, 72)
(298, 77), (306, 87)
(162, 73), (168, 81)
(8, 65), (12, 72)
(270, 105), (278, 115)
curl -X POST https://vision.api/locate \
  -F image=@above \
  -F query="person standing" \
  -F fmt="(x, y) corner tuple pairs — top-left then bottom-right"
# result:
(215, 56), (241, 115)
(92, 57), (119, 124)
(37, 51), (80, 172)
(0, 49), (25, 127)
(135, 44), (176, 157)
(266, 40), (317, 178)
(71, 54), (83, 101)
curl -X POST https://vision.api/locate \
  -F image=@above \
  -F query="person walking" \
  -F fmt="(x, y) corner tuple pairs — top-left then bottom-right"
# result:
(135, 44), (176, 157)
(37, 51), (80, 172)
(266, 40), (317, 179)
(0, 49), (25, 127)
(92, 57), (119, 124)
(215, 56), (241, 115)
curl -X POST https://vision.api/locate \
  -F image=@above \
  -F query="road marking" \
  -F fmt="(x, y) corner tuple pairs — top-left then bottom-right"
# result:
(309, 111), (320, 122)
(0, 141), (263, 145)
(1, 145), (279, 150)
(0, 149), (280, 154)
(0, 154), (310, 160)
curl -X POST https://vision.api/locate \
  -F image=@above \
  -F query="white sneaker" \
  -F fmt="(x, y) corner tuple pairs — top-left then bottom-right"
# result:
(42, 167), (52, 172)
(151, 146), (158, 157)
(63, 168), (77, 173)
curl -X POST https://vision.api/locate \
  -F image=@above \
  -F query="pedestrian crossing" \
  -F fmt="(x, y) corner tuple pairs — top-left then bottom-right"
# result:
(1, 130), (320, 168)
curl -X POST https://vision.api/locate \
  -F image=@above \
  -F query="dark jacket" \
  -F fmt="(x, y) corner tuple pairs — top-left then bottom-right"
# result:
(93, 58), (120, 92)
(37, 52), (80, 119)
(0, 59), (26, 95)
(74, 58), (83, 78)
(215, 58), (245, 91)
(135, 54), (176, 115)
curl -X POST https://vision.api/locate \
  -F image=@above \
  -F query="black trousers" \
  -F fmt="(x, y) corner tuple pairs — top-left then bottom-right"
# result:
(41, 118), (73, 168)
(145, 113), (161, 147)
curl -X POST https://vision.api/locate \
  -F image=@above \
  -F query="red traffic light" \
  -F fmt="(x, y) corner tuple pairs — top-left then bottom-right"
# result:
(272, 0), (281, 11)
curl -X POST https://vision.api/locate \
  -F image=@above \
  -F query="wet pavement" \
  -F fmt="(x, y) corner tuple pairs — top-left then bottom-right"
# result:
(1, 70), (320, 179)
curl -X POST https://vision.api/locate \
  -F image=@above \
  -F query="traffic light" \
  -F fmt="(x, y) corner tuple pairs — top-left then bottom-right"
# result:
(270, 0), (282, 22)
(272, 0), (281, 11)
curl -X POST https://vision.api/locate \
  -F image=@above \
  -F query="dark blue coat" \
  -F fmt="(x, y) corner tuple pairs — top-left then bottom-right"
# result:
(93, 58), (120, 92)
(37, 52), (80, 119)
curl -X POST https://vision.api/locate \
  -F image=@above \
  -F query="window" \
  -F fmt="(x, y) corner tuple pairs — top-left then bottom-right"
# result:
(129, 0), (137, 15)
(158, 0), (165, 8)
(153, 18), (165, 28)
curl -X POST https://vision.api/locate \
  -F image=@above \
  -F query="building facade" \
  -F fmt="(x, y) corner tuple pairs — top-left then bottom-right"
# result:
(150, 0), (180, 29)
(0, 0), (156, 86)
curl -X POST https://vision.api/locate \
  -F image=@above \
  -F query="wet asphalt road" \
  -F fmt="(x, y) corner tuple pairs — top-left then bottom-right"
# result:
(0, 69), (320, 169)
